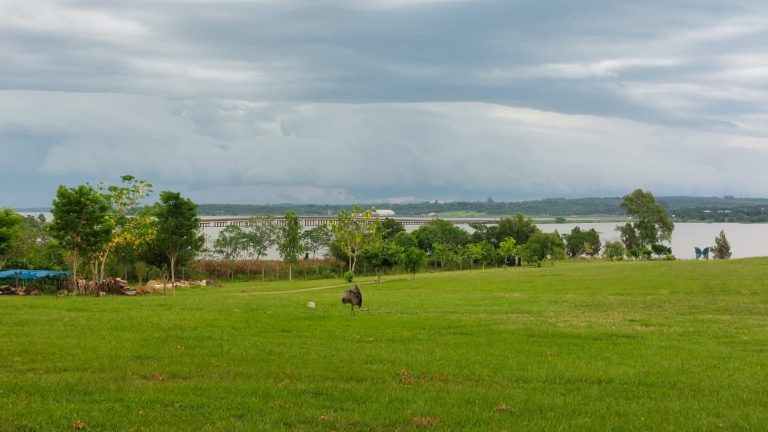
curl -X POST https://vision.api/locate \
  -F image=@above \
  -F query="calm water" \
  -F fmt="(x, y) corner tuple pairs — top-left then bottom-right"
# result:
(23, 213), (768, 260)
(537, 222), (768, 259)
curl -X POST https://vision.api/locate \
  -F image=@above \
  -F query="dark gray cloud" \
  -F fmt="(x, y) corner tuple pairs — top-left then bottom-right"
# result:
(1, 0), (767, 206)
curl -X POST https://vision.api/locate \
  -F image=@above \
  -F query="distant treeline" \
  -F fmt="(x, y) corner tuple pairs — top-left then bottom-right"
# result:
(195, 196), (768, 220)
(670, 206), (768, 223)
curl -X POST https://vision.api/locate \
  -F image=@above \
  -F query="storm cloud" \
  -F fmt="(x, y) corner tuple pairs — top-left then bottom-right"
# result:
(1, 0), (767, 206)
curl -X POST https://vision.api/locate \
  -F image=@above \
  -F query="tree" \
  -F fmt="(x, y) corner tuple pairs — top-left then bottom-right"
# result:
(330, 206), (379, 273)
(429, 242), (453, 269)
(563, 226), (602, 258)
(50, 184), (113, 286)
(277, 211), (302, 281)
(243, 216), (278, 261)
(619, 188), (674, 248)
(520, 232), (565, 266)
(152, 191), (204, 294)
(214, 225), (247, 260)
(477, 240), (498, 268)
(651, 243), (672, 259)
(94, 175), (153, 282)
(618, 222), (640, 253)
(602, 241), (625, 261)
(412, 219), (469, 253)
(0, 208), (23, 268)
(400, 246), (427, 279)
(361, 240), (402, 283)
(111, 206), (157, 282)
(466, 243), (484, 270)
(393, 231), (418, 249)
(302, 224), (332, 259)
(498, 237), (518, 267)
(469, 223), (499, 247)
(497, 214), (541, 246)
(712, 230), (732, 259)
(5, 214), (66, 270)
(380, 218), (405, 241)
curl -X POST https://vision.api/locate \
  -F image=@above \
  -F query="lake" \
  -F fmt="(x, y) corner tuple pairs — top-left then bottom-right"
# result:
(537, 222), (768, 259)
(22, 213), (768, 259)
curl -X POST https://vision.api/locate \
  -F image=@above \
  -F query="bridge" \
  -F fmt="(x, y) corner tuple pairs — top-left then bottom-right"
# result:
(199, 216), (499, 229)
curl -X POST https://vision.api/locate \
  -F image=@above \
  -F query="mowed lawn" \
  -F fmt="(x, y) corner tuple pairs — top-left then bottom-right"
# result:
(1, 259), (767, 431)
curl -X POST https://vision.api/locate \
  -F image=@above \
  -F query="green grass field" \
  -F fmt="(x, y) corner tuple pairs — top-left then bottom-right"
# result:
(2, 259), (767, 431)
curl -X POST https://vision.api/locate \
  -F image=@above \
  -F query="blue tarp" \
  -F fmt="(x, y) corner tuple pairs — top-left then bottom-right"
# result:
(0, 269), (71, 280)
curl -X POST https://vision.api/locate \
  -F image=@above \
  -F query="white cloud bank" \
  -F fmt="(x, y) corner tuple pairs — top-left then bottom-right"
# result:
(1, 91), (766, 205)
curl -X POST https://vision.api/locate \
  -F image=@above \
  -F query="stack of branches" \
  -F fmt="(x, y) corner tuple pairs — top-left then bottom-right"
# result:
(97, 278), (139, 296)
(74, 278), (145, 296)
(0, 285), (42, 296)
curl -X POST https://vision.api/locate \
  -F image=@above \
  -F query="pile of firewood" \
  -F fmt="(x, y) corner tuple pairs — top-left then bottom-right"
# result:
(97, 278), (139, 296)
(0, 285), (42, 296)
(73, 278), (144, 296)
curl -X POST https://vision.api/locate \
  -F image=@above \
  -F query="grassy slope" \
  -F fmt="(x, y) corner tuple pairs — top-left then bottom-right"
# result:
(1, 259), (767, 431)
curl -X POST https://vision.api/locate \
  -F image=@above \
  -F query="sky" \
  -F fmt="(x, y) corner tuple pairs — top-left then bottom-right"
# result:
(1, 0), (767, 207)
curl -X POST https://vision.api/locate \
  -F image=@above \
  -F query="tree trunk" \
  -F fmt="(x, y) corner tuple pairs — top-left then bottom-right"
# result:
(288, 264), (292, 281)
(170, 255), (177, 296)
(98, 248), (110, 283)
(72, 252), (79, 296)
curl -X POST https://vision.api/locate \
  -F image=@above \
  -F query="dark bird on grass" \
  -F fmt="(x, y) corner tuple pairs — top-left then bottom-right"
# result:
(342, 284), (368, 316)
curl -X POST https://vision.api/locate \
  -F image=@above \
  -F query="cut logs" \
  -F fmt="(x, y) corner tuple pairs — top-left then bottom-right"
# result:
(96, 278), (138, 295)
(0, 285), (43, 296)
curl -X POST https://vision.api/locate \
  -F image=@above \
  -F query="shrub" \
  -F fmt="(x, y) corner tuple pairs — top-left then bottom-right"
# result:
(343, 271), (354, 282)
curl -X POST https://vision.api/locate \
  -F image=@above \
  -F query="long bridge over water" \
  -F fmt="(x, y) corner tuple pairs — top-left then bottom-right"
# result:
(199, 216), (499, 229)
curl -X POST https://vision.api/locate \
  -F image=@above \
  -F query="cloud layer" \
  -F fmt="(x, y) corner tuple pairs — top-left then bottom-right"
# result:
(1, 0), (767, 206)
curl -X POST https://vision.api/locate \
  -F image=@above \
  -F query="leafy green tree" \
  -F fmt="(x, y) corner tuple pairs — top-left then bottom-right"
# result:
(361, 240), (402, 283)
(618, 222), (640, 252)
(152, 191), (205, 293)
(465, 243), (483, 270)
(478, 240), (498, 268)
(6, 214), (66, 270)
(380, 218), (405, 240)
(214, 225), (247, 260)
(564, 226), (602, 258)
(400, 246), (427, 279)
(330, 206), (379, 273)
(50, 184), (114, 285)
(0, 208), (23, 268)
(497, 214), (540, 246)
(94, 175), (153, 282)
(111, 206), (157, 281)
(712, 230), (732, 259)
(469, 223), (500, 247)
(429, 242), (453, 269)
(302, 224), (332, 259)
(520, 232), (565, 266)
(651, 243), (672, 259)
(278, 211), (303, 281)
(641, 247), (653, 260)
(498, 237), (518, 267)
(602, 241), (625, 261)
(619, 188), (674, 248)
(412, 219), (469, 253)
(393, 231), (418, 249)
(243, 216), (278, 261)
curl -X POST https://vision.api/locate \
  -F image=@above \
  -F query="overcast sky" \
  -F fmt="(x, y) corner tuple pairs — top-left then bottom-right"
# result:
(2, 0), (767, 207)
